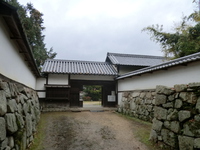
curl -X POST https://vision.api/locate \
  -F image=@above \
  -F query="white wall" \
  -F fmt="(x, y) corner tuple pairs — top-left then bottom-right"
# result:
(118, 93), (123, 106)
(36, 77), (46, 98)
(48, 74), (69, 84)
(71, 75), (115, 81)
(0, 19), (36, 89)
(118, 61), (200, 92)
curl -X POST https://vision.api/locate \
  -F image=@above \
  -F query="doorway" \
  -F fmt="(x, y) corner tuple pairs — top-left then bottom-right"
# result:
(70, 80), (117, 107)
(81, 85), (102, 108)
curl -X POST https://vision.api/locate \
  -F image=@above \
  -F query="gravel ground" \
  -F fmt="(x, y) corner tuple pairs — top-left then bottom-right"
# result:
(34, 111), (150, 150)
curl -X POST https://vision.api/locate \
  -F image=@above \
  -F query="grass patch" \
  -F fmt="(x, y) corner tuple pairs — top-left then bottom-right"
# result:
(116, 113), (161, 150)
(28, 114), (47, 150)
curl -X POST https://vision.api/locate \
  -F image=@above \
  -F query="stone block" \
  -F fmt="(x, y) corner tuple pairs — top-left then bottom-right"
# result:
(154, 106), (167, 120)
(162, 102), (173, 108)
(140, 92), (146, 98)
(164, 121), (170, 129)
(179, 92), (197, 104)
(23, 103), (28, 116)
(168, 94), (175, 101)
(0, 82), (11, 98)
(7, 99), (18, 113)
(15, 113), (25, 129)
(167, 109), (178, 121)
(175, 99), (182, 108)
(1, 138), (8, 150)
(152, 98), (156, 105)
(178, 110), (191, 122)
(146, 92), (152, 99)
(152, 118), (163, 132)
(17, 103), (23, 114)
(194, 138), (200, 148)
(26, 114), (33, 137)
(196, 97), (200, 113)
(0, 117), (6, 141)
(8, 83), (18, 98)
(149, 129), (157, 142)
(161, 129), (177, 148)
(194, 114), (200, 121)
(5, 113), (18, 134)
(188, 82), (200, 88)
(131, 92), (140, 98)
(174, 84), (187, 92)
(155, 94), (167, 105)
(178, 136), (194, 150)
(156, 85), (174, 95)
(0, 90), (7, 116)
(15, 84), (24, 93)
(4, 146), (11, 150)
(8, 136), (14, 148)
(130, 101), (136, 110)
(183, 123), (194, 137)
(170, 121), (180, 133)
(14, 129), (26, 150)
(123, 92), (129, 97)
(22, 87), (32, 99)
(147, 105), (153, 111)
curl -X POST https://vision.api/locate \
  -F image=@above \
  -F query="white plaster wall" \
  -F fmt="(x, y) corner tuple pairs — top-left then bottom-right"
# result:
(0, 18), (36, 89)
(37, 92), (45, 98)
(118, 93), (123, 106)
(48, 74), (69, 84)
(36, 77), (46, 98)
(71, 75), (115, 81)
(118, 61), (200, 92)
(36, 78), (46, 90)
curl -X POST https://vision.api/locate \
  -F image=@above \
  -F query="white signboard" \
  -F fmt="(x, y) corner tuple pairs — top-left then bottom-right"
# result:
(108, 95), (116, 102)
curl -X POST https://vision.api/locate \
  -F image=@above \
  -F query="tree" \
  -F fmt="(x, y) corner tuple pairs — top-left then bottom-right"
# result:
(5, 0), (57, 68)
(83, 85), (102, 101)
(142, 1), (200, 59)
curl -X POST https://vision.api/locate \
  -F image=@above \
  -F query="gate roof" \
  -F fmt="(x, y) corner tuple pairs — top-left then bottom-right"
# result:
(42, 59), (118, 76)
(106, 52), (165, 66)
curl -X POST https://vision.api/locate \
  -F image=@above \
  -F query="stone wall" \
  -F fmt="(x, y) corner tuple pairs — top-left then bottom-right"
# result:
(117, 90), (155, 122)
(0, 77), (40, 150)
(150, 83), (200, 150)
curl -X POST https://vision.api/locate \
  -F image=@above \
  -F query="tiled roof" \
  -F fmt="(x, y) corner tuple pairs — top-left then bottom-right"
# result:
(106, 52), (165, 66)
(42, 59), (118, 76)
(117, 52), (200, 80)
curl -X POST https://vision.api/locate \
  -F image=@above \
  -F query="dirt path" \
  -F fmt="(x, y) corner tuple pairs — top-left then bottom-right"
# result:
(33, 111), (152, 150)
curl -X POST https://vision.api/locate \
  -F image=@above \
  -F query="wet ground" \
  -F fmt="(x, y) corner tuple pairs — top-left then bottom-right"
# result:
(33, 111), (151, 150)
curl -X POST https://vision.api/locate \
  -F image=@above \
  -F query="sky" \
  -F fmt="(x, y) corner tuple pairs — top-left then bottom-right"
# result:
(18, 0), (196, 62)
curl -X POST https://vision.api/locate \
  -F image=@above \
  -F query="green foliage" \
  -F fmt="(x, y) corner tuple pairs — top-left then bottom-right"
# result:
(142, 1), (200, 59)
(83, 85), (102, 101)
(4, 0), (57, 68)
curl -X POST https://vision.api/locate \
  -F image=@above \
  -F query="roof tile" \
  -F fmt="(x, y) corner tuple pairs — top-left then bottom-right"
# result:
(42, 59), (118, 76)
(107, 52), (165, 66)
(117, 52), (200, 79)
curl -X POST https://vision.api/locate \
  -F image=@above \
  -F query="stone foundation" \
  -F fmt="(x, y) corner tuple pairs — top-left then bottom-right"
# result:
(150, 83), (200, 150)
(117, 90), (155, 122)
(0, 77), (40, 150)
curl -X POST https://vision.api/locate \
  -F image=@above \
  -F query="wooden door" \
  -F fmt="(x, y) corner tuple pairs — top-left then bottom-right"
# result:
(70, 88), (80, 107)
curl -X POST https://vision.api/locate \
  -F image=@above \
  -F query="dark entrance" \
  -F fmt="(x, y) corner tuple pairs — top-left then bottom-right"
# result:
(70, 80), (116, 107)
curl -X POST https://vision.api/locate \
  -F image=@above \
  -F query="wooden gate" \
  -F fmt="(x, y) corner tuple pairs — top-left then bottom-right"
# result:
(70, 87), (82, 107)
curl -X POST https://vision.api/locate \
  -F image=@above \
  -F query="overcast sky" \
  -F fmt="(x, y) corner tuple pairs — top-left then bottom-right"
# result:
(18, 0), (195, 62)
